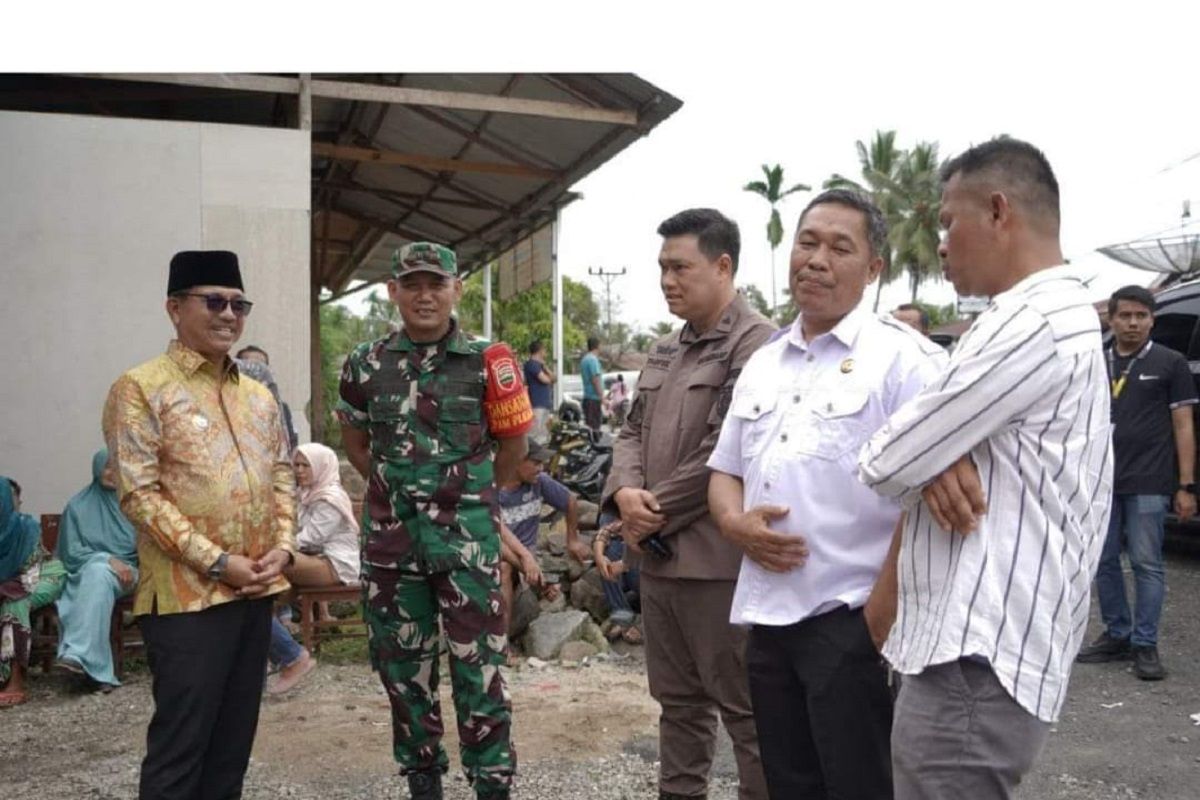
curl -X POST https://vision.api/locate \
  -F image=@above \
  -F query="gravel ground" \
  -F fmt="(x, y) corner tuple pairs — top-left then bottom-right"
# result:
(5, 547), (1200, 798)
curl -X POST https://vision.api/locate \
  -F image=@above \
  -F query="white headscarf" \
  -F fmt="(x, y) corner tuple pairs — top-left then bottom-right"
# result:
(295, 443), (359, 533)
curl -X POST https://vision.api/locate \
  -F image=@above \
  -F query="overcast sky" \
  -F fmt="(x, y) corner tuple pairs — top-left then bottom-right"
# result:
(553, 6), (1200, 330)
(19, 2), (1199, 333)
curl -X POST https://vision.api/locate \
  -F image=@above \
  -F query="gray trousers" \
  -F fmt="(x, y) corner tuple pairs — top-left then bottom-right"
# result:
(893, 658), (1050, 800)
(642, 574), (768, 799)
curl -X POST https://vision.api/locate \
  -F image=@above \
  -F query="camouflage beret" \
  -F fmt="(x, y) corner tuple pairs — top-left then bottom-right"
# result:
(393, 242), (458, 278)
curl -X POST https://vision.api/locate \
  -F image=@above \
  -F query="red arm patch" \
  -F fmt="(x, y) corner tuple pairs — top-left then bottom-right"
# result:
(483, 342), (533, 438)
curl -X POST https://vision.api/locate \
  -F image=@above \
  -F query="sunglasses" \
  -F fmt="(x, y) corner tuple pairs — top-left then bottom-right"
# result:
(176, 292), (254, 317)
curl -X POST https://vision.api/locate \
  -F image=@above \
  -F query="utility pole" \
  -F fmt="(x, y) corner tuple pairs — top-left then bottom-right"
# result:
(588, 266), (626, 342)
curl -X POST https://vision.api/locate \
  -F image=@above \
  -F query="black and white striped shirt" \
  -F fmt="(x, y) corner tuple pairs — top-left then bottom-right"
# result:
(857, 266), (1113, 722)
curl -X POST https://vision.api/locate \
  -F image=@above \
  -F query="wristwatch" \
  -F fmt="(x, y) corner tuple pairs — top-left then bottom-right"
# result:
(1179, 483), (1197, 494)
(207, 553), (230, 581)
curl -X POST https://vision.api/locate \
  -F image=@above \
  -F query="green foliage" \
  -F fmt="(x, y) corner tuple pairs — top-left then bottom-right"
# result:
(631, 331), (655, 352)
(742, 284), (771, 317)
(456, 273), (602, 363)
(316, 276), (609, 446)
(824, 130), (904, 306)
(317, 301), (384, 447)
(775, 287), (798, 327)
(889, 142), (943, 302)
(767, 209), (784, 251)
(915, 301), (959, 329)
(823, 131), (944, 307)
(744, 163), (812, 312)
(650, 321), (675, 337)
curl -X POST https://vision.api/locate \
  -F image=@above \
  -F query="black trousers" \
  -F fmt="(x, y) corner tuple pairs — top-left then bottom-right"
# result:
(748, 605), (893, 800)
(582, 398), (603, 431)
(138, 598), (273, 800)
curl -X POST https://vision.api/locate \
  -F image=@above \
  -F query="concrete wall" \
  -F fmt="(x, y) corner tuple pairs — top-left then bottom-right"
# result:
(0, 111), (310, 517)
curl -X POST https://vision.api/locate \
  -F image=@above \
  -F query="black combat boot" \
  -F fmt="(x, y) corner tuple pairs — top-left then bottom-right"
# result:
(406, 768), (443, 800)
(660, 792), (706, 800)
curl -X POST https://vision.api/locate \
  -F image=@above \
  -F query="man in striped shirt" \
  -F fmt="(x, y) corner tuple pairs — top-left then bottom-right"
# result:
(858, 137), (1113, 799)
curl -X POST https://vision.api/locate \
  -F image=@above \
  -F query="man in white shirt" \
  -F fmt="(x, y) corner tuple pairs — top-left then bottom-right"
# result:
(708, 189), (947, 798)
(858, 137), (1112, 799)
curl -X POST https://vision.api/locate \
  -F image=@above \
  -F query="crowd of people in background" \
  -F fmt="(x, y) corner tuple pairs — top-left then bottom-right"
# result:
(3, 133), (1193, 800)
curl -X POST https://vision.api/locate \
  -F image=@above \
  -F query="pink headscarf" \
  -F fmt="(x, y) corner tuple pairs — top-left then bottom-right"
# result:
(295, 443), (359, 533)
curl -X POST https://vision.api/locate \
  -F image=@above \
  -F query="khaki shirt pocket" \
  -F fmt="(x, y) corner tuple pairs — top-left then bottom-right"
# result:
(630, 368), (665, 430)
(684, 365), (726, 431)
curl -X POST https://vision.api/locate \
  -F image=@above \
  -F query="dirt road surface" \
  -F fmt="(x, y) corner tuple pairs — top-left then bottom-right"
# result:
(4, 549), (1199, 798)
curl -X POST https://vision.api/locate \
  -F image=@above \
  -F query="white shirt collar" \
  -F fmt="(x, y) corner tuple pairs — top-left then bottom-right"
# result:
(786, 303), (871, 351)
(994, 263), (1073, 301)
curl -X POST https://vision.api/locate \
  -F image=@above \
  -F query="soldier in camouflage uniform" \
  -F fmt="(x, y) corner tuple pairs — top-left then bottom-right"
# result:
(337, 242), (533, 800)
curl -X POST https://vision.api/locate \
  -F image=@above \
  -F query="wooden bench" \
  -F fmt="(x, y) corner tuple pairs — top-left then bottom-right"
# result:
(293, 583), (366, 653)
(29, 514), (141, 680)
(291, 495), (366, 653)
(29, 515), (61, 673)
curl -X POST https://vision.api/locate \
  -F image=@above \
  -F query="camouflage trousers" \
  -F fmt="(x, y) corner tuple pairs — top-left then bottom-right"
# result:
(363, 560), (515, 795)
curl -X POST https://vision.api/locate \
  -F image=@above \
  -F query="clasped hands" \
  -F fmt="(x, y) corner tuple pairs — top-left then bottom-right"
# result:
(220, 549), (293, 597)
(612, 487), (668, 555)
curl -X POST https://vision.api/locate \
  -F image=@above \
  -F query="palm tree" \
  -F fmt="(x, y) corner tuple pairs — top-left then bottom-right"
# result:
(744, 164), (810, 317)
(889, 142), (943, 301)
(824, 130), (904, 310)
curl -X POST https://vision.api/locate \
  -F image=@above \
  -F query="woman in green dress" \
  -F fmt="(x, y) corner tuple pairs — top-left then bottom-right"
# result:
(0, 475), (66, 707)
(55, 449), (138, 689)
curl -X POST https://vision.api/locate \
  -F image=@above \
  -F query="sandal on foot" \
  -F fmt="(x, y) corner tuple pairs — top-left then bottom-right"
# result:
(266, 652), (317, 695)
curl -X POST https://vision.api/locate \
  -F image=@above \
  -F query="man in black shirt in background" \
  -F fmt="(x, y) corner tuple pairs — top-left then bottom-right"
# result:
(1078, 285), (1197, 680)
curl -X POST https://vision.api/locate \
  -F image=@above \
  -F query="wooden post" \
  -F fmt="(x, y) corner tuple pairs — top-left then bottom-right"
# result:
(310, 270), (324, 444)
(483, 262), (493, 340)
(310, 202), (332, 444)
(298, 73), (312, 131)
(552, 209), (563, 407)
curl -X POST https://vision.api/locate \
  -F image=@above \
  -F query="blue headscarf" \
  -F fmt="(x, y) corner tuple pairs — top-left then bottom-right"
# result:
(56, 449), (138, 575)
(0, 476), (40, 582)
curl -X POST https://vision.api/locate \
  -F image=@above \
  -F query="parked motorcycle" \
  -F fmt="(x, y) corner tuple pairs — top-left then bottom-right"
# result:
(546, 417), (612, 505)
(546, 418), (671, 559)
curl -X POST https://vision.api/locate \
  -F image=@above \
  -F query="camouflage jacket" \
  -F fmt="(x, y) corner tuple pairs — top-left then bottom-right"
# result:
(337, 321), (502, 573)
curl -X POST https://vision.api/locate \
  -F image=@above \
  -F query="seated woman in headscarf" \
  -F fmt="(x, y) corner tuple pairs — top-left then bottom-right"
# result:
(266, 443), (360, 694)
(54, 449), (138, 690)
(0, 475), (67, 707)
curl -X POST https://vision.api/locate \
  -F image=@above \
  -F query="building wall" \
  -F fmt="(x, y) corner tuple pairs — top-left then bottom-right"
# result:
(0, 111), (311, 517)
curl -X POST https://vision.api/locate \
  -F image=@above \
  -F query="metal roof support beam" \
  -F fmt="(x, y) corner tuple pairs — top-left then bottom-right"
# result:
(329, 227), (388, 294)
(332, 206), (442, 248)
(392, 74), (522, 235)
(312, 141), (559, 180)
(312, 179), (505, 212)
(406, 104), (559, 172)
(70, 74), (639, 125)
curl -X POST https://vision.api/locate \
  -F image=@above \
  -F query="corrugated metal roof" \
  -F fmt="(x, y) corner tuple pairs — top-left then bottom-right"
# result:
(0, 73), (682, 295)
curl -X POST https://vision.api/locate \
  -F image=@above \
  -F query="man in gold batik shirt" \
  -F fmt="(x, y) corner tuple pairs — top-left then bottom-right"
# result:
(103, 250), (296, 800)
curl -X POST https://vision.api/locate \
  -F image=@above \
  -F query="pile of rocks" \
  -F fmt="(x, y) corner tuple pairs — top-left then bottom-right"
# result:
(509, 516), (628, 662)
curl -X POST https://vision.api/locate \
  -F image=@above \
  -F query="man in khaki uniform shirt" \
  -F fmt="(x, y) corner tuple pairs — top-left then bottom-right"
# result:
(602, 208), (774, 800)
